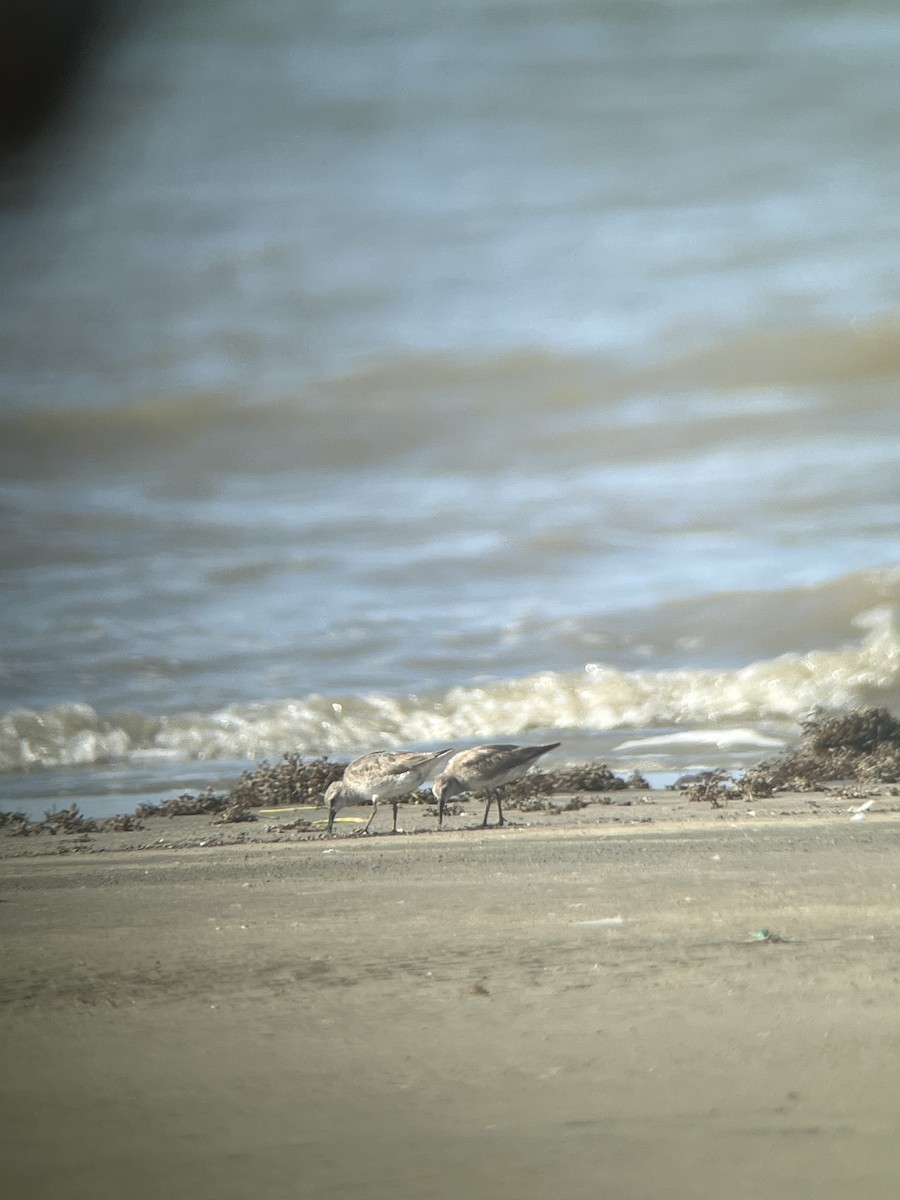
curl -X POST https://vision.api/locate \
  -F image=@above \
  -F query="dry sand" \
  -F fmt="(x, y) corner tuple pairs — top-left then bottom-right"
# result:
(3, 786), (900, 1199)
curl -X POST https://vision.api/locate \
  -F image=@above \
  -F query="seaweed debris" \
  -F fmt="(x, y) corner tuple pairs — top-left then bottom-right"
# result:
(680, 707), (900, 804)
(135, 789), (229, 819)
(467, 763), (633, 813)
(741, 707), (900, 792)
(264, 815), (314, 832)
(682, 775), (736, 808)
(549, 764), (630, 793)
(224, 754), (344, 809)
(127, 757), (343, 821)
(213, 798), (258, 824)
(626, 770), (651, 790)
(1, 804), (145, 837)
(0, 757), (344, 838)
(0, 809), (29, 829)
(101, 813), (144, 832)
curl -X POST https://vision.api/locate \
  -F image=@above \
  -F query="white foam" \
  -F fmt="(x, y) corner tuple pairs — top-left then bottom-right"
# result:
(613, 729), (785, 753)
(1, 609), (897, 771)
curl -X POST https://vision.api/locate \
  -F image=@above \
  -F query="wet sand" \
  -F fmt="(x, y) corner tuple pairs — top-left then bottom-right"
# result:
(3, 789), (900, 1199)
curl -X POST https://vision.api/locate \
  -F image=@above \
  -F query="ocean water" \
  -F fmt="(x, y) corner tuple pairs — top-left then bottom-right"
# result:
(1, 0), (898, 818)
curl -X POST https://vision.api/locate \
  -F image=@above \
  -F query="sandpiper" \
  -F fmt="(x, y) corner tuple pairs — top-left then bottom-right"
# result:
(325, 748), (453, 835)
(433, 742), (561, 828)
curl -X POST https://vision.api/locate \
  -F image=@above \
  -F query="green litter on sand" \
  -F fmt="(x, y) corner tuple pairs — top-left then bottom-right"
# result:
(749, 928), (796, 944)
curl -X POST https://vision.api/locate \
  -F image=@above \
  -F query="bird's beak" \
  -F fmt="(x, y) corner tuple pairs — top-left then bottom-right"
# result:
(326, 805), (336, 835)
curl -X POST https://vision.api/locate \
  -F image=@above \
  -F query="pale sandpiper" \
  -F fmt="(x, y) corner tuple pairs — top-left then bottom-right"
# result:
(433, 742), (561, 828)
(325, 748), (453, 835)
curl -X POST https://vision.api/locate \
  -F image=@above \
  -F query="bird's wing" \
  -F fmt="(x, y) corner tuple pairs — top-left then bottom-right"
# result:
(458, 744), (522, 769)
(380, 751), (449, 779)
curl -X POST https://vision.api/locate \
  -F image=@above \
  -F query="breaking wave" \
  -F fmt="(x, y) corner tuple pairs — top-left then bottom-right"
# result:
(2, 609), (897, 774)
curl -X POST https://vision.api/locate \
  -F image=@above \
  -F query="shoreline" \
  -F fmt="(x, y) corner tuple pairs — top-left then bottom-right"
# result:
(2, 780), (896, 859)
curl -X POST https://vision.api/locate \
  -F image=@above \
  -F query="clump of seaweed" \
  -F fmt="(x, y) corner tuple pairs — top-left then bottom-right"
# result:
(741, 707), (900, 792)
(101, 813), (144, 832)
(135, 788), (229, 819)
(683, 776), (736, 809)
(265, 815), (314, 832)
(0, 757), (346, 837)
(801, 707), (900, 755)
(2, 813), (35, 836)
(3, 805), (98, 836)
(0, 805), (146, 836)
(0, 809), (29, 828)
(224, 755), (344, 809)
(128, 757), (342, 821)
(507, 792), (557, 813)
(552, 796), (591, 813)
(549, 764), (630, 792)
(494, 763), (631, 810)
(213, 798), (258, 824)
(42, 804), (99, 834)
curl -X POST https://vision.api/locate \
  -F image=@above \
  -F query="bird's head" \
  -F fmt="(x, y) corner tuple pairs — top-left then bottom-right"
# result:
(324, 780), (345, 835)
(432, 774), (462, 826)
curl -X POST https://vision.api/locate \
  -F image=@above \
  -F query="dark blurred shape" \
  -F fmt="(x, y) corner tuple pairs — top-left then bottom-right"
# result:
(0, 0), (110, 153)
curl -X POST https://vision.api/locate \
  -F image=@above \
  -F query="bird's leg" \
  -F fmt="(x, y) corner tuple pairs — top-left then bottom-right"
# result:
(363, 802), (379, 833)
(391, 801), (399, 834)
(438, 795), (444, 828)
(496, 793), (506, 826)
(480, 794), (492, 828)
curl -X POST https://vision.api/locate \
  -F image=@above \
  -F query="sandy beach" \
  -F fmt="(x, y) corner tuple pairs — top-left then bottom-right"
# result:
(3, 786), (900, 1199)
(5, 4), (900, 1195)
